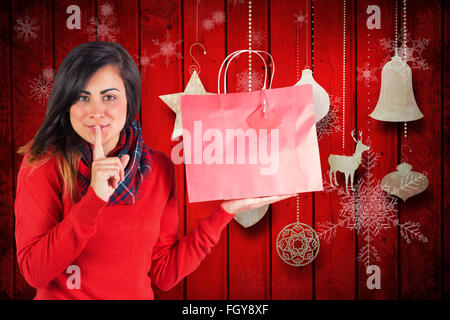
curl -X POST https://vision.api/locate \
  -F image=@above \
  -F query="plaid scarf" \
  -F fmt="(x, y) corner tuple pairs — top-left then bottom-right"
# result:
(76, 119), (154, 206)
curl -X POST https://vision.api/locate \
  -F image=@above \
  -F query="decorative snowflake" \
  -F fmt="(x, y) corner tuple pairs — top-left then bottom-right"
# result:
(14, 15), (39, 42)
(134, 50), (154, 80)
(316, 95), (341, 140)
(379, 32), (429, 70)
(99, 2), (114, 16)
(202, 10), (225, 31)
(202, 18), (215, 31)
(150, 30), (183, 67)
(356, 61), (379, 87)
(211, 10), (225, 25)
(236, 70), (265, 92)
(251, 30), (265, 48)
(293, 13), (307, 25)
(29, 69), (53, 104)
(86, 2), (120, 42)
(42, 66), (55, 80)
(317, 148), (428, 267)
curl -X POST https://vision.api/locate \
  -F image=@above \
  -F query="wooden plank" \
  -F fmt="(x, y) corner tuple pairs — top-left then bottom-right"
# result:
(270, 0), (314, 300)
(399, 0), (442, 299)
(444, 0), (450, 300)
(12, 0), (53, 300)
(227, 0), (271, 300)
(183, 0), (228, 300)
(140, 0), (185, 300)
(0, 0), (14, 300)
(314, 0), (357, 299)
(355, 0), (399, 300)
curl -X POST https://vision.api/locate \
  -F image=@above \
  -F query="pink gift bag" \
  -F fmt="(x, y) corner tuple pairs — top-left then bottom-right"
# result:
(180, 50), (323, 203)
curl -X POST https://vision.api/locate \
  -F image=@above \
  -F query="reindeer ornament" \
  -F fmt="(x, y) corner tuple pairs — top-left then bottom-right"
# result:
(328, 130), (370, 193)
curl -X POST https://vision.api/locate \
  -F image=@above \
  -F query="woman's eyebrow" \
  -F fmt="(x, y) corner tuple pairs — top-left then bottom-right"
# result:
(79, 88), (120, 95)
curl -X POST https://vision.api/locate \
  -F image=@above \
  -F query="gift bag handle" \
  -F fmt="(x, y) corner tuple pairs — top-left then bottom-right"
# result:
(217, 50), (275, 94)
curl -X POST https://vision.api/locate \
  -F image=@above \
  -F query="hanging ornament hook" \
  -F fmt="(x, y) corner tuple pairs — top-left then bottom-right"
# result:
(401, 144), (412, 163)
(189, 43), (206, 75)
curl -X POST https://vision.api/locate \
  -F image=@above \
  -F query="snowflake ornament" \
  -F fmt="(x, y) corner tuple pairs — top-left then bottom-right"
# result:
(294, 13), (307, 25)
(379, 32), (430, 71)
(14, 15), (39, 42)
(150, 30), (183, 67)
(202, 10), (225, 31)
(202, 18), (215, 31)
(250, 30), (265, 49)
(29, 70), (53, 104)
(86, 2), (120, 42)
(316, 95), (341, 140)
(99, 3), (114, 16)
(357, 61), (380, 87)
(236, 70), (265, 92)
(318, 148), (428, 267)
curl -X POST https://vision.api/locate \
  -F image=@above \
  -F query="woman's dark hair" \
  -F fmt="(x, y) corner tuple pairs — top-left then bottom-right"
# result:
(18, 41), (141, 203)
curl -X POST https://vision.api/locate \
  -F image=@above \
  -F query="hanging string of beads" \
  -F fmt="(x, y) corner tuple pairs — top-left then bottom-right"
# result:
(402, 0), (408, 146)
(342, 0), (346, 152)
(248, 0), (252, 92)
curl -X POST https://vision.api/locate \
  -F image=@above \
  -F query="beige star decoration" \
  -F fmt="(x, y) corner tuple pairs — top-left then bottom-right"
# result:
(159, 70), (214, 141)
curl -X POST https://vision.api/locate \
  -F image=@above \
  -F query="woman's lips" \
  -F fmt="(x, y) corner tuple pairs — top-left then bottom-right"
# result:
(87, 125), (109, 135)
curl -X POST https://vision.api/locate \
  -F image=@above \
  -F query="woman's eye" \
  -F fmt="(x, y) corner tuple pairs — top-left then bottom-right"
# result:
(78, 95), (89, 102)
(104, 95), (116, 101)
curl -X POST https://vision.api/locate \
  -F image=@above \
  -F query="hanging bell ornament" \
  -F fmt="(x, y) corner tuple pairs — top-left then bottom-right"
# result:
(381, 162), (428, 201)
(370, 53), (423, 122)
(295, 68), (330, 122)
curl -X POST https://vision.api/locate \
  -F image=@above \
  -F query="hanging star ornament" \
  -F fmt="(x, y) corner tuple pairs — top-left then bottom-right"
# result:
(159, 70), (214, 140)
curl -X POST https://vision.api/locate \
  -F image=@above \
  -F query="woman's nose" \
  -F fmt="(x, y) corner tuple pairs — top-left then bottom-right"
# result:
(89, 100), (105, 117)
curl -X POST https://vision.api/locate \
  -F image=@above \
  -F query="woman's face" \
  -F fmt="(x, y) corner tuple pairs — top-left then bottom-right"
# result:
(70, 64), (127, 156)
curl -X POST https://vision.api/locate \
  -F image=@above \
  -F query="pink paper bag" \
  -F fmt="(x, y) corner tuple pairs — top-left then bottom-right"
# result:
(180, 50), (323, 203)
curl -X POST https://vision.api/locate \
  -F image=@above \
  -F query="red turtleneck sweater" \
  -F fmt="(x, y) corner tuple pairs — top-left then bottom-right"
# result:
(14, 150), (235, 300)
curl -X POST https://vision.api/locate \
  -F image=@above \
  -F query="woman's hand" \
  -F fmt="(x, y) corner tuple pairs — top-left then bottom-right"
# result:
(90, 125), (130, 202)
(220, 193), (297, 215)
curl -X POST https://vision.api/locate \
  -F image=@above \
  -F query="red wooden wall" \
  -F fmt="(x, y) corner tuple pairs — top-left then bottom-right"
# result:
(0, 0), (448, 300)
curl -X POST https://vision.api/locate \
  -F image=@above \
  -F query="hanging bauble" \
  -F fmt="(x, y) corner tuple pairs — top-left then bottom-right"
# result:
(381, 162), (428, 201)
(295, 68), (330, 122)
(370, 53), (423, 122)
(276, 222), (319, 267)
(234, 204), (269, 228)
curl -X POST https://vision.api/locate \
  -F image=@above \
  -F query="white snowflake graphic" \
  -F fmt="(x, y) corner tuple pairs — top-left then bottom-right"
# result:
(356, 61), (379, 87)
(134, 49), (154, 80)
(317, 148), (428, 267)
(42, 66), (55, 80)
(379, 32), (430, 70)
(202, 10), (225, 31)
(212, 10), (225, 25)
(86, 2), (120, 42)
(29, 68), (53, 104)
(236, 70), (265, 92)
(150, 30), (183, 67)
(251, 30), (265, 48)
(14, 15), (39, 42)
(99, 2), (114, 16)
(293, 13), (307, 25)
(316, 95), (341, 140)
(202, 18), (215, 31)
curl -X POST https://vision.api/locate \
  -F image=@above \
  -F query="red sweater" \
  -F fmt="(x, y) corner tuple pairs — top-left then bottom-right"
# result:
(14, 150), (235, 300)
